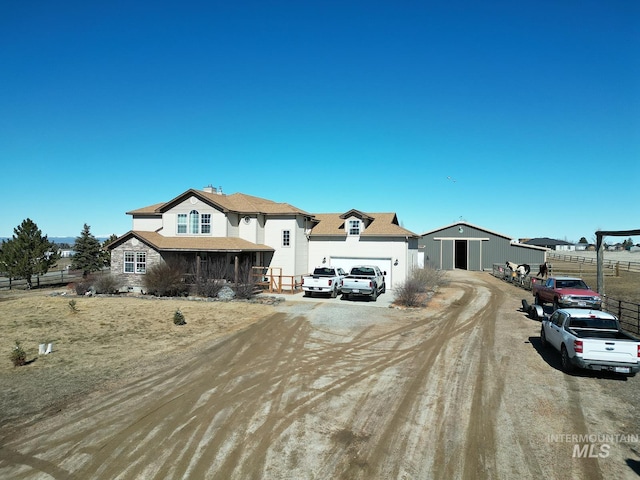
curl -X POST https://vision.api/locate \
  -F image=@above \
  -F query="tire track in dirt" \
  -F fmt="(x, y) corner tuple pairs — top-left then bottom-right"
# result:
(2, 271), (621, 479)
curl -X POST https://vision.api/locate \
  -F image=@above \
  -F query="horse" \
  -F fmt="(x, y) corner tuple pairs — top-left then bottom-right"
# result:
(537, 262), (550, 278)
(506, 261), (530, 285)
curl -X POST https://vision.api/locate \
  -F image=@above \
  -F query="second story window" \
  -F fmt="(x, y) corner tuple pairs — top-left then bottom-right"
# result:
(282, 230), (290, 247)
(189, 210), (200, 234)
(348, 220), (360, 235)
(177, 214), (187, 234)
(178, 211), (211, 234)
(201, 214), (211, 234)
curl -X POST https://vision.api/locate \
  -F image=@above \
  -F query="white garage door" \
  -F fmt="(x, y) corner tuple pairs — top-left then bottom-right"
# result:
(330, 257), (393, 289)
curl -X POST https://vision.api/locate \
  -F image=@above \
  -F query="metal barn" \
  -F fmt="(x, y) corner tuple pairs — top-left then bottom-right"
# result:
(419, 221), (546, 271)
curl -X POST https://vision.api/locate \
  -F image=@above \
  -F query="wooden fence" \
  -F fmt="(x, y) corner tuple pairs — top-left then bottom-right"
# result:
(547, 252), (640, 274)
(251, 267), (304, 294)
(0, 269), (86, 290)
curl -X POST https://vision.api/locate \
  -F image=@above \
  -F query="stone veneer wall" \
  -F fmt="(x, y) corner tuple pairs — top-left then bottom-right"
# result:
(111, 238), (163, 292)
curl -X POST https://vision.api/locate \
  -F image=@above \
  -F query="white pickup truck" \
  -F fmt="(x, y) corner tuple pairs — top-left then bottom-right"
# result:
(540, 308), (640, 376)
(302, 266), (346, 298)
(341, 265), (386, 302)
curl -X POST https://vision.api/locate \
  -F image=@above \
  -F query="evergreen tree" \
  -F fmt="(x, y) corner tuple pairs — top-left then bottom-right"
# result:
(100, 234), (119, 267)
(579, 237), (588, 244)
(71, 224), (104, 277)
(0, 218), (59, 288)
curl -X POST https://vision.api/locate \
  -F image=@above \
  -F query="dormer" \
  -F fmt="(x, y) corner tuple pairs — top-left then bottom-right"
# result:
(339, 209), (374, 236)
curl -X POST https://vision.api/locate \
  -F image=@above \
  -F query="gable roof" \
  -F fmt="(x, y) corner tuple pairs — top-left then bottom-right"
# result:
(421, 221), (514, 240)
(127, 189), (312, 217)
(310, 212), (418, 237)
(107, 231), (274, 252)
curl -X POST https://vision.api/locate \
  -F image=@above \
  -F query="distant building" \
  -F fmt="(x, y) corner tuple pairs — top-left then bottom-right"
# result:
(524, 237), (575, 251)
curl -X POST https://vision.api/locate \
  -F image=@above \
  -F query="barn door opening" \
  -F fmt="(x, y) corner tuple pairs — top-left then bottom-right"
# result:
(455, 240), (468, 270)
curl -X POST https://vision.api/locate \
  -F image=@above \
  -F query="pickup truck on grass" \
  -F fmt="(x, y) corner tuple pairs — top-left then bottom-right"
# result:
(532, 276), (602, 311)
(540, 308), (640, 376)
(302, 266), (346, 298)
(341, 265), (386, 302)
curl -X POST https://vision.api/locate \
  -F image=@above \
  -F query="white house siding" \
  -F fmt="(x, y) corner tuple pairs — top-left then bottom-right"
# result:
(263, 216), (307, 276)
(159, 197), (227, 238)
(238, 215), (258, 243)
(132, 215), (162, 232)
(308, 236), (417, 289)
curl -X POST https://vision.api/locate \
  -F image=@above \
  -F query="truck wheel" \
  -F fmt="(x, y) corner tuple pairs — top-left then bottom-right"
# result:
(341, 293), (349, 301)
(561, 345), (575, 373)
(381, 282), (386, 294)
(330, 287), (337, 298)
(304, 291), (311, 297)
(370, 287), (378, 302)
(535, 294), (543, 306)
(553, 298), (560, 312)
(540, 327), (548, 348)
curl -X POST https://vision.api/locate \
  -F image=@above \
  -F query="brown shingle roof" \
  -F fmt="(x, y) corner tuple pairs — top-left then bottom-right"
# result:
(310, 213), (418, 237)
(111, 231), (274, 252)
(127, 190), (311, 217)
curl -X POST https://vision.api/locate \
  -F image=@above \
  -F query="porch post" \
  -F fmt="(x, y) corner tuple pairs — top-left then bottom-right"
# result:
(234, 255), (239, 286)
(196, 253), (201, 280)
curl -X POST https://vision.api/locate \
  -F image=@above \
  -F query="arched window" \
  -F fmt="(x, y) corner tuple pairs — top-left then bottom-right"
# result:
(189, 210), (199, 234)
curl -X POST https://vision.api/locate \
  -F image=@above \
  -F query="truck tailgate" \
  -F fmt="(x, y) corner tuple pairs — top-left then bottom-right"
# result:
(582, 340), (638, 364)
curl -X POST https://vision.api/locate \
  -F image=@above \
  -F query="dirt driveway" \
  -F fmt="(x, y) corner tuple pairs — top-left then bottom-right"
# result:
(1, 270), (639, 479)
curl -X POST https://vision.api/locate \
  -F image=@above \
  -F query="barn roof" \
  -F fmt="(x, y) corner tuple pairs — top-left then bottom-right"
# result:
(421, 221), (513, 240)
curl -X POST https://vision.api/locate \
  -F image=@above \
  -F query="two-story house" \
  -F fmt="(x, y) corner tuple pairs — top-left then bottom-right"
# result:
(108, 186), (313, 291)
(108, 186), (419, 292)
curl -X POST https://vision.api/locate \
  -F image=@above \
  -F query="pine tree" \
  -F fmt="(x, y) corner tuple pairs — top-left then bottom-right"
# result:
(0, 218), (59, 289)
(100, 234), (119, 267)
(71, 224), (104, 277)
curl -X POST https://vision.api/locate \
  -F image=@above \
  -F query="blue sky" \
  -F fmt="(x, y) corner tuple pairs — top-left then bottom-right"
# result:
(1, 1), (638, 244)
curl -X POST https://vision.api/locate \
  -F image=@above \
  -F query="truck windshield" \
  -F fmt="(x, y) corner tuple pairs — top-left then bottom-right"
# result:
(556, 280), (588, 289)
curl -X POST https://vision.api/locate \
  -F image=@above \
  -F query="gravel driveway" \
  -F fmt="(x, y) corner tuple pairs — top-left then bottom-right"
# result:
(0, 270), (638, 479)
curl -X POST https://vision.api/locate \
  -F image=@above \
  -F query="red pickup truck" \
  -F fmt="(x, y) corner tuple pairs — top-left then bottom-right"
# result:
(532, 276), (602, 311)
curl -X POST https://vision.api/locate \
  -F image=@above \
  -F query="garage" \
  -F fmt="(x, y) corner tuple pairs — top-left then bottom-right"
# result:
(330, 256), (393, 289)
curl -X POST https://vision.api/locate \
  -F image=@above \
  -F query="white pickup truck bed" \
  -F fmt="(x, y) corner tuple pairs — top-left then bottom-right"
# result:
(540, 308), (640, 376)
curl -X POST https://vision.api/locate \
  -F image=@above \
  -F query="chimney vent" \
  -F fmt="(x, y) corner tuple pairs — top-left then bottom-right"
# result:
(203, 184), (216, 194)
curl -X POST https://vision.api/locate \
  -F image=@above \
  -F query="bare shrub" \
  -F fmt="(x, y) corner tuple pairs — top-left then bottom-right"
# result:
(233, 258), (257, 299)
(73, 276), (94, 295)
(410, 265), (448, 291)
(143, 260), (188, 297)
(394, 277), (426, 307)
(191, 257), (228, 297)
(94, 274), (122, 294)
(394, 265), (447, 307)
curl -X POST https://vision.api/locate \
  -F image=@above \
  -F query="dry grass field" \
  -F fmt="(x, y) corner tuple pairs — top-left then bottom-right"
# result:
(0, 287), (276, 428)
(549, 259), (640, 304)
